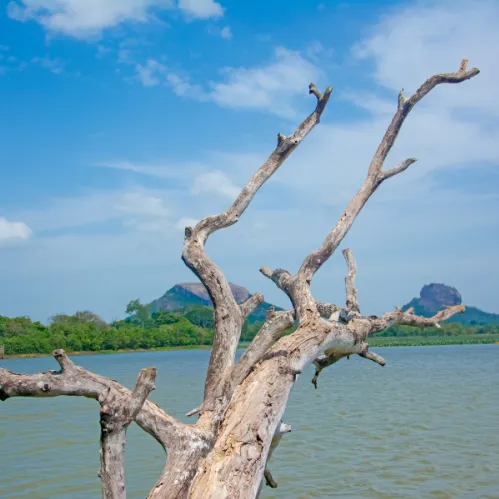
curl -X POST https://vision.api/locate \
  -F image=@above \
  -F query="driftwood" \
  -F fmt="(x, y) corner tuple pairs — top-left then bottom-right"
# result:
(0, 60), (478, 498)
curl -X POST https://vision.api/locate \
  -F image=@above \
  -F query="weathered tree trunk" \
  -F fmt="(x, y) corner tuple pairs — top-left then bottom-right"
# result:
(0, 60), (479, 498)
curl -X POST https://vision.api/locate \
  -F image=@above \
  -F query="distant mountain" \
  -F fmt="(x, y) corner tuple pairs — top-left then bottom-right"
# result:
(149, 282), (281, 324)
(150, 281), (499, 327)
(403, 283), (499, 325)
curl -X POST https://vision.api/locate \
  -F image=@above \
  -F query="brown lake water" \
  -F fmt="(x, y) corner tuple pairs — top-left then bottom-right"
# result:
(1, 344), (498, 498)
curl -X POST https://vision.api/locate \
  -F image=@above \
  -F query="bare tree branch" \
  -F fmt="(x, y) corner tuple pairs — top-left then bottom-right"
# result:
(260, 267), (343, 321)
(239, 293), (265, 320)
(377, 158), (417, 184)
(99, 367), (156, 499)
(186, 405), (202, 418)
(0, 350), (184, 450)
(316, 302), (342, 319)
(125, 367), (157, 423)
(1, 61), (482, 499)
(343, 248), (359, 315)
(311, 342), (384, 389)
(311, 353), (347, 389)
(232, 309), (295, 386)
(261, 422), (292, 492)
(264, 469), (278, 489)
(382, 304), (465, 329)
(357, 342), (386, 366)
(297, 60), (479, 283)
(259, 267), (293, 297)
(359, 349), (386, 366)
(182, 84), (333, 415)
(187, 308), (295, 418)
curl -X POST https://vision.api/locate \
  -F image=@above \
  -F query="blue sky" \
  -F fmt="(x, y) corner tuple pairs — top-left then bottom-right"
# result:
(0, 0), (498, 322)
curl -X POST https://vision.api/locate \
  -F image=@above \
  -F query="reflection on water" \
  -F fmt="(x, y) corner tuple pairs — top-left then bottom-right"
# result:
(1, 345), (498, 498)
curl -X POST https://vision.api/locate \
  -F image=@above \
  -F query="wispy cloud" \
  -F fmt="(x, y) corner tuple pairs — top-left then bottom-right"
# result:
(17, 189), (174, 235)
(94, 160), (205, 182)
(191, 170), (240, 199)
(31, 56), (69, 75)
(115, 192), (169, 218)
(178, 0), (224, 19)
(135, 59), (167, 87)
(7, 0), (225, 38)
(205, 47), (322, 118)
(352, 0), (499, 116)
(206, 24), (232, 39)
(130, 46), (322, 118)
(0, 217), (32, 245)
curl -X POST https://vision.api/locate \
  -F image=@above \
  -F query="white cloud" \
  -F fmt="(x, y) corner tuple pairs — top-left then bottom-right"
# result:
(352, 0), (499, 116)
(178, 0), (224, 19)
(205, 47), (323, 117)
(166, 71), (195, 95)
(265, 0), (499, 208)
(0, 217), (32, 244)
(3, 0), (499, 321)
(126, 47), (321, 117)
(306, 40), (333, 60)
(16, 189), (173, 235)
(206, 24), (232, 39)
(220, 26), (232, 39)
(135, 59), (167, 86)
(7, 0), (224, 38)
(115, 192), (169, 218)
(31, 56), (68, 74)
(191, 170), (240, 199)
(131, 58), (199, 95)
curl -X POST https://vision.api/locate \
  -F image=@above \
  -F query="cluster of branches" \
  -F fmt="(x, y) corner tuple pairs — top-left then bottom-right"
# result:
(0, 59), (478, 499)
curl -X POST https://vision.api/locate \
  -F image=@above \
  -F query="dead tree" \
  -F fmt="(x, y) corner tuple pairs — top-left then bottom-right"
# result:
(0, 60), (478, 498)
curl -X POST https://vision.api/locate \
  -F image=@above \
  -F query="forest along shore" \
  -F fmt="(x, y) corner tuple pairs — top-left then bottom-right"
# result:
(3, 335), (499, 360)
(2, 304), (499, 359)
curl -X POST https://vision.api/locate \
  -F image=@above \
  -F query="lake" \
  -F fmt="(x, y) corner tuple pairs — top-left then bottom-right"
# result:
(1, 345), (498, 498)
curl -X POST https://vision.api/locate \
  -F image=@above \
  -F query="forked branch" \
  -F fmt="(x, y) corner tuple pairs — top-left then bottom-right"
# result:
(232, 308), (295, 386)
(182, 83), (333, 415)
(0, 351), (211, 499)
(99, 366), (157, 499)
(297, 60), (479, 283)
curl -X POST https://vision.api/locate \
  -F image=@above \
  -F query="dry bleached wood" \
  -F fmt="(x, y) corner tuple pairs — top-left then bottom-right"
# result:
(1, 60), (480, 499)
(296, 59), (479, 288)
(99, 365), (157, 499)
(182, 83), (333, 419)
(0, 350), (204, 499)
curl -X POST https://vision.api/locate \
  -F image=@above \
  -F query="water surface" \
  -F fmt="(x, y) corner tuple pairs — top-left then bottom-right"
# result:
(1, 345), (498, 498)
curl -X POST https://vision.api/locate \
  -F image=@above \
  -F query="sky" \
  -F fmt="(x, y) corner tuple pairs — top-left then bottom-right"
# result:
(0, 0), (498, 323)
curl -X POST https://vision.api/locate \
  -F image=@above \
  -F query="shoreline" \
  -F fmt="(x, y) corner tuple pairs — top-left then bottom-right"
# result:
(2, 345), (212, 360)
(2, 336), (498, 360)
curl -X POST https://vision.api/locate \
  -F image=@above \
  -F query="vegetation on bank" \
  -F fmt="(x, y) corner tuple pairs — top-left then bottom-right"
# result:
(369, 334), (499, 347)
(1, 300), (499, 356)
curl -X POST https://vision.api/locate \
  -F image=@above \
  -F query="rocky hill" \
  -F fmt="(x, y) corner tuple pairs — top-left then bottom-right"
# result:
(149, 282), (281, 324)
(150, 281), (498, 326)
(402, 283), (499, 325)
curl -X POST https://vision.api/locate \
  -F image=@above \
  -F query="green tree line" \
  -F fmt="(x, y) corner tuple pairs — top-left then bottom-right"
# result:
(1, 302), (499, 356)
